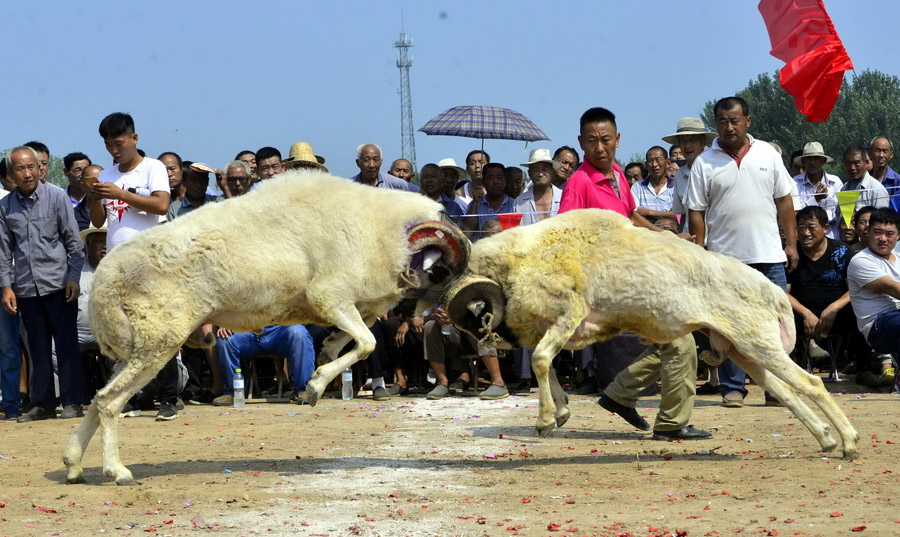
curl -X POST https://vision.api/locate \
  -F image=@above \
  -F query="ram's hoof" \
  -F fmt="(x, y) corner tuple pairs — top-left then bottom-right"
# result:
(115, 475), (138, 486)
(66, 474), (85, 485)
(536, 423), (555, 438)
(304, 386), (319, 407)
(842, 447), (860, 460)
(555, 408), (571, 428)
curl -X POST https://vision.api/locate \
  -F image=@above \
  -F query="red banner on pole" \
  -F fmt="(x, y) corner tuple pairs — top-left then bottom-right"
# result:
(758, 0), (853, 122)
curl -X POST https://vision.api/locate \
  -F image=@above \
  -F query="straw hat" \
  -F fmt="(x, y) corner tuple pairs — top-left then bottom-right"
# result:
(284, 142), (328, 172)
(793, 141), (833, 165)
(80, 222), (107, 244)
(520, 148), (561, 169)
(661, 117), (717, 145)
(437, 157), (468, 183)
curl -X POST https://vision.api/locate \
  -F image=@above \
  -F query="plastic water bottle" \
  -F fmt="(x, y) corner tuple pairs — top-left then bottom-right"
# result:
(233, 369), (245, 408)
(341, 368), (353, 401)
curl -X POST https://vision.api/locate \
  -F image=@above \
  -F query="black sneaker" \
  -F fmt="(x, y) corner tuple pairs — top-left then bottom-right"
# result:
(155, 403), (178, 421)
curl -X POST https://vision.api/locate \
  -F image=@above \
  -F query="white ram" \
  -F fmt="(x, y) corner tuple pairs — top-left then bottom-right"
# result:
(63, 171), (468, 485)
(444, 209), (859, 459)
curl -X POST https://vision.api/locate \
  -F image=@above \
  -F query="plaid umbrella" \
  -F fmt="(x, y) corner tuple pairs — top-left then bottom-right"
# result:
(419, 105), (549, 142)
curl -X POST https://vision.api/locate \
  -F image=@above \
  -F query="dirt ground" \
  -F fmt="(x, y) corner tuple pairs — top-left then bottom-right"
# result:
(0, 380), (897, 537)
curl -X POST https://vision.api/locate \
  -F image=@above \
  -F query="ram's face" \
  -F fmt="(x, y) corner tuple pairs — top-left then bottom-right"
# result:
(405, 220), (470, 308)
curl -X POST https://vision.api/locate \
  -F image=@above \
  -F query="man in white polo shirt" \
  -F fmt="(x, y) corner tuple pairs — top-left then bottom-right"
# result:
(847, 208), (900, 385)
(687, 96), (798, 408)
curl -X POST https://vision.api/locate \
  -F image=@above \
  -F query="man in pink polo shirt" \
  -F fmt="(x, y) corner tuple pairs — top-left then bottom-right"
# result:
(561, 108), (710, 440)
(559, 107), (654, 230)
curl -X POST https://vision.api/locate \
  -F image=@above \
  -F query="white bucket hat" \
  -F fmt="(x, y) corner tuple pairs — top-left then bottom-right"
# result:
(437, 157), (468, 181)
(661, 117), (717, 145)
(520, 148), (561, 169)
(793, 141), (833, 165)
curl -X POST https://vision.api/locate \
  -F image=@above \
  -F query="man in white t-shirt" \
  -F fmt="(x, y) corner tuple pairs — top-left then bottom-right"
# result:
(89, 113), (170, 249)
(89, 112), (177, 420)
(847, 208), (900, 378)
(687, 96), (798, 409)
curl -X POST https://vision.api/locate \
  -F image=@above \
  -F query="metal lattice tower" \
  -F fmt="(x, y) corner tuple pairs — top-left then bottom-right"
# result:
(395, 32), (416, 171)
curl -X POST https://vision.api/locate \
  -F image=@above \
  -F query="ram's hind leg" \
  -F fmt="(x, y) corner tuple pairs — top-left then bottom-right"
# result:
(305, 303), (375, 407)
(745, 349), (857, 458)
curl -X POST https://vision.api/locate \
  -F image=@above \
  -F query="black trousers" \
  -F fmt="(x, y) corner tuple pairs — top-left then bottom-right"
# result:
(20, 289), (84, 409)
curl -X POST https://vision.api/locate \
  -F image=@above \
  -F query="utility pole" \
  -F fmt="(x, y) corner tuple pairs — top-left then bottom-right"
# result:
(395, 31), (416, 171)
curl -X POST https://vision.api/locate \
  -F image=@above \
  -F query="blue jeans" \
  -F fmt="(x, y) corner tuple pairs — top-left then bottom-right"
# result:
(0, 310), (20, 413)
(216, 325), (314, 397)
(867, 310), (900, 356)
(718, 262), (787, 397)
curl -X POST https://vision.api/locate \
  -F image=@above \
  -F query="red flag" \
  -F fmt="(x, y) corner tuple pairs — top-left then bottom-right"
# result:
(758, 0), (853, 122)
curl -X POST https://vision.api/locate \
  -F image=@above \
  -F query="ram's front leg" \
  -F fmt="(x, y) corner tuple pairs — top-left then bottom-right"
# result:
(531, 316), (581, 437)
(305, 304), (375, 407)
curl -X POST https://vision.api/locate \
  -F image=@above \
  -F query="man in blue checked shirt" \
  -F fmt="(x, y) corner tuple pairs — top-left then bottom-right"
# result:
(631, 146), (677, 225)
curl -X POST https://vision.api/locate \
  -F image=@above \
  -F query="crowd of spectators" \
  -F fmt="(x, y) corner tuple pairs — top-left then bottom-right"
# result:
(1, 103), (898, 429)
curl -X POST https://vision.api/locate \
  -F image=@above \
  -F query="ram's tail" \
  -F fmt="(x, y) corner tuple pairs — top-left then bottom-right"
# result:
(88, 278), (135, 362)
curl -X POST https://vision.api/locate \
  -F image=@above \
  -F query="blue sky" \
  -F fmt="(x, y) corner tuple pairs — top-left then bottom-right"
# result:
(4, 1), (898, 181)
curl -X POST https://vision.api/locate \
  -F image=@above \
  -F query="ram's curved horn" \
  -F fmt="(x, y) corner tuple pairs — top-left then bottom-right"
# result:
(443, 275), (505, 337)
(407, 220), (470, 279)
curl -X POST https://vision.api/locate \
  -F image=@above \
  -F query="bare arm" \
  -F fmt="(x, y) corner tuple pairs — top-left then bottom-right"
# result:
(688, 209), (706, 248)
(817, 291), (851, 336)
(461, 186), (485, 235)
(787, 284), (819, 337)
(630, 211), (664, 232)
(775, 194), (798, 272)
(863, 275), (900, 301)
(89, 196), (106, 228)
(91, 183), (171, 216)
(634, 207), (678, 221)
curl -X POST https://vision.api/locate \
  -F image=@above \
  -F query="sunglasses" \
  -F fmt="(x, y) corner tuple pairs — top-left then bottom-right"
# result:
(226, 176), (250, 183)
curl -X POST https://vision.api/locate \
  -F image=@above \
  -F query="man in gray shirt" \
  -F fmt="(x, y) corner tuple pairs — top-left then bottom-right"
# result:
(0, 146), (85, 423)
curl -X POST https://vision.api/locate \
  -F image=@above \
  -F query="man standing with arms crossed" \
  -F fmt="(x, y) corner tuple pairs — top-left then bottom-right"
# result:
(687, 96), (798, 408)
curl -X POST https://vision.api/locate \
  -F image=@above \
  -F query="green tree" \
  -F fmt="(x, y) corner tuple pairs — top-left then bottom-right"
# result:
(701, 69), (900, 175)
(46, 154), (65, 188)
(614, 151), (646, 169)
